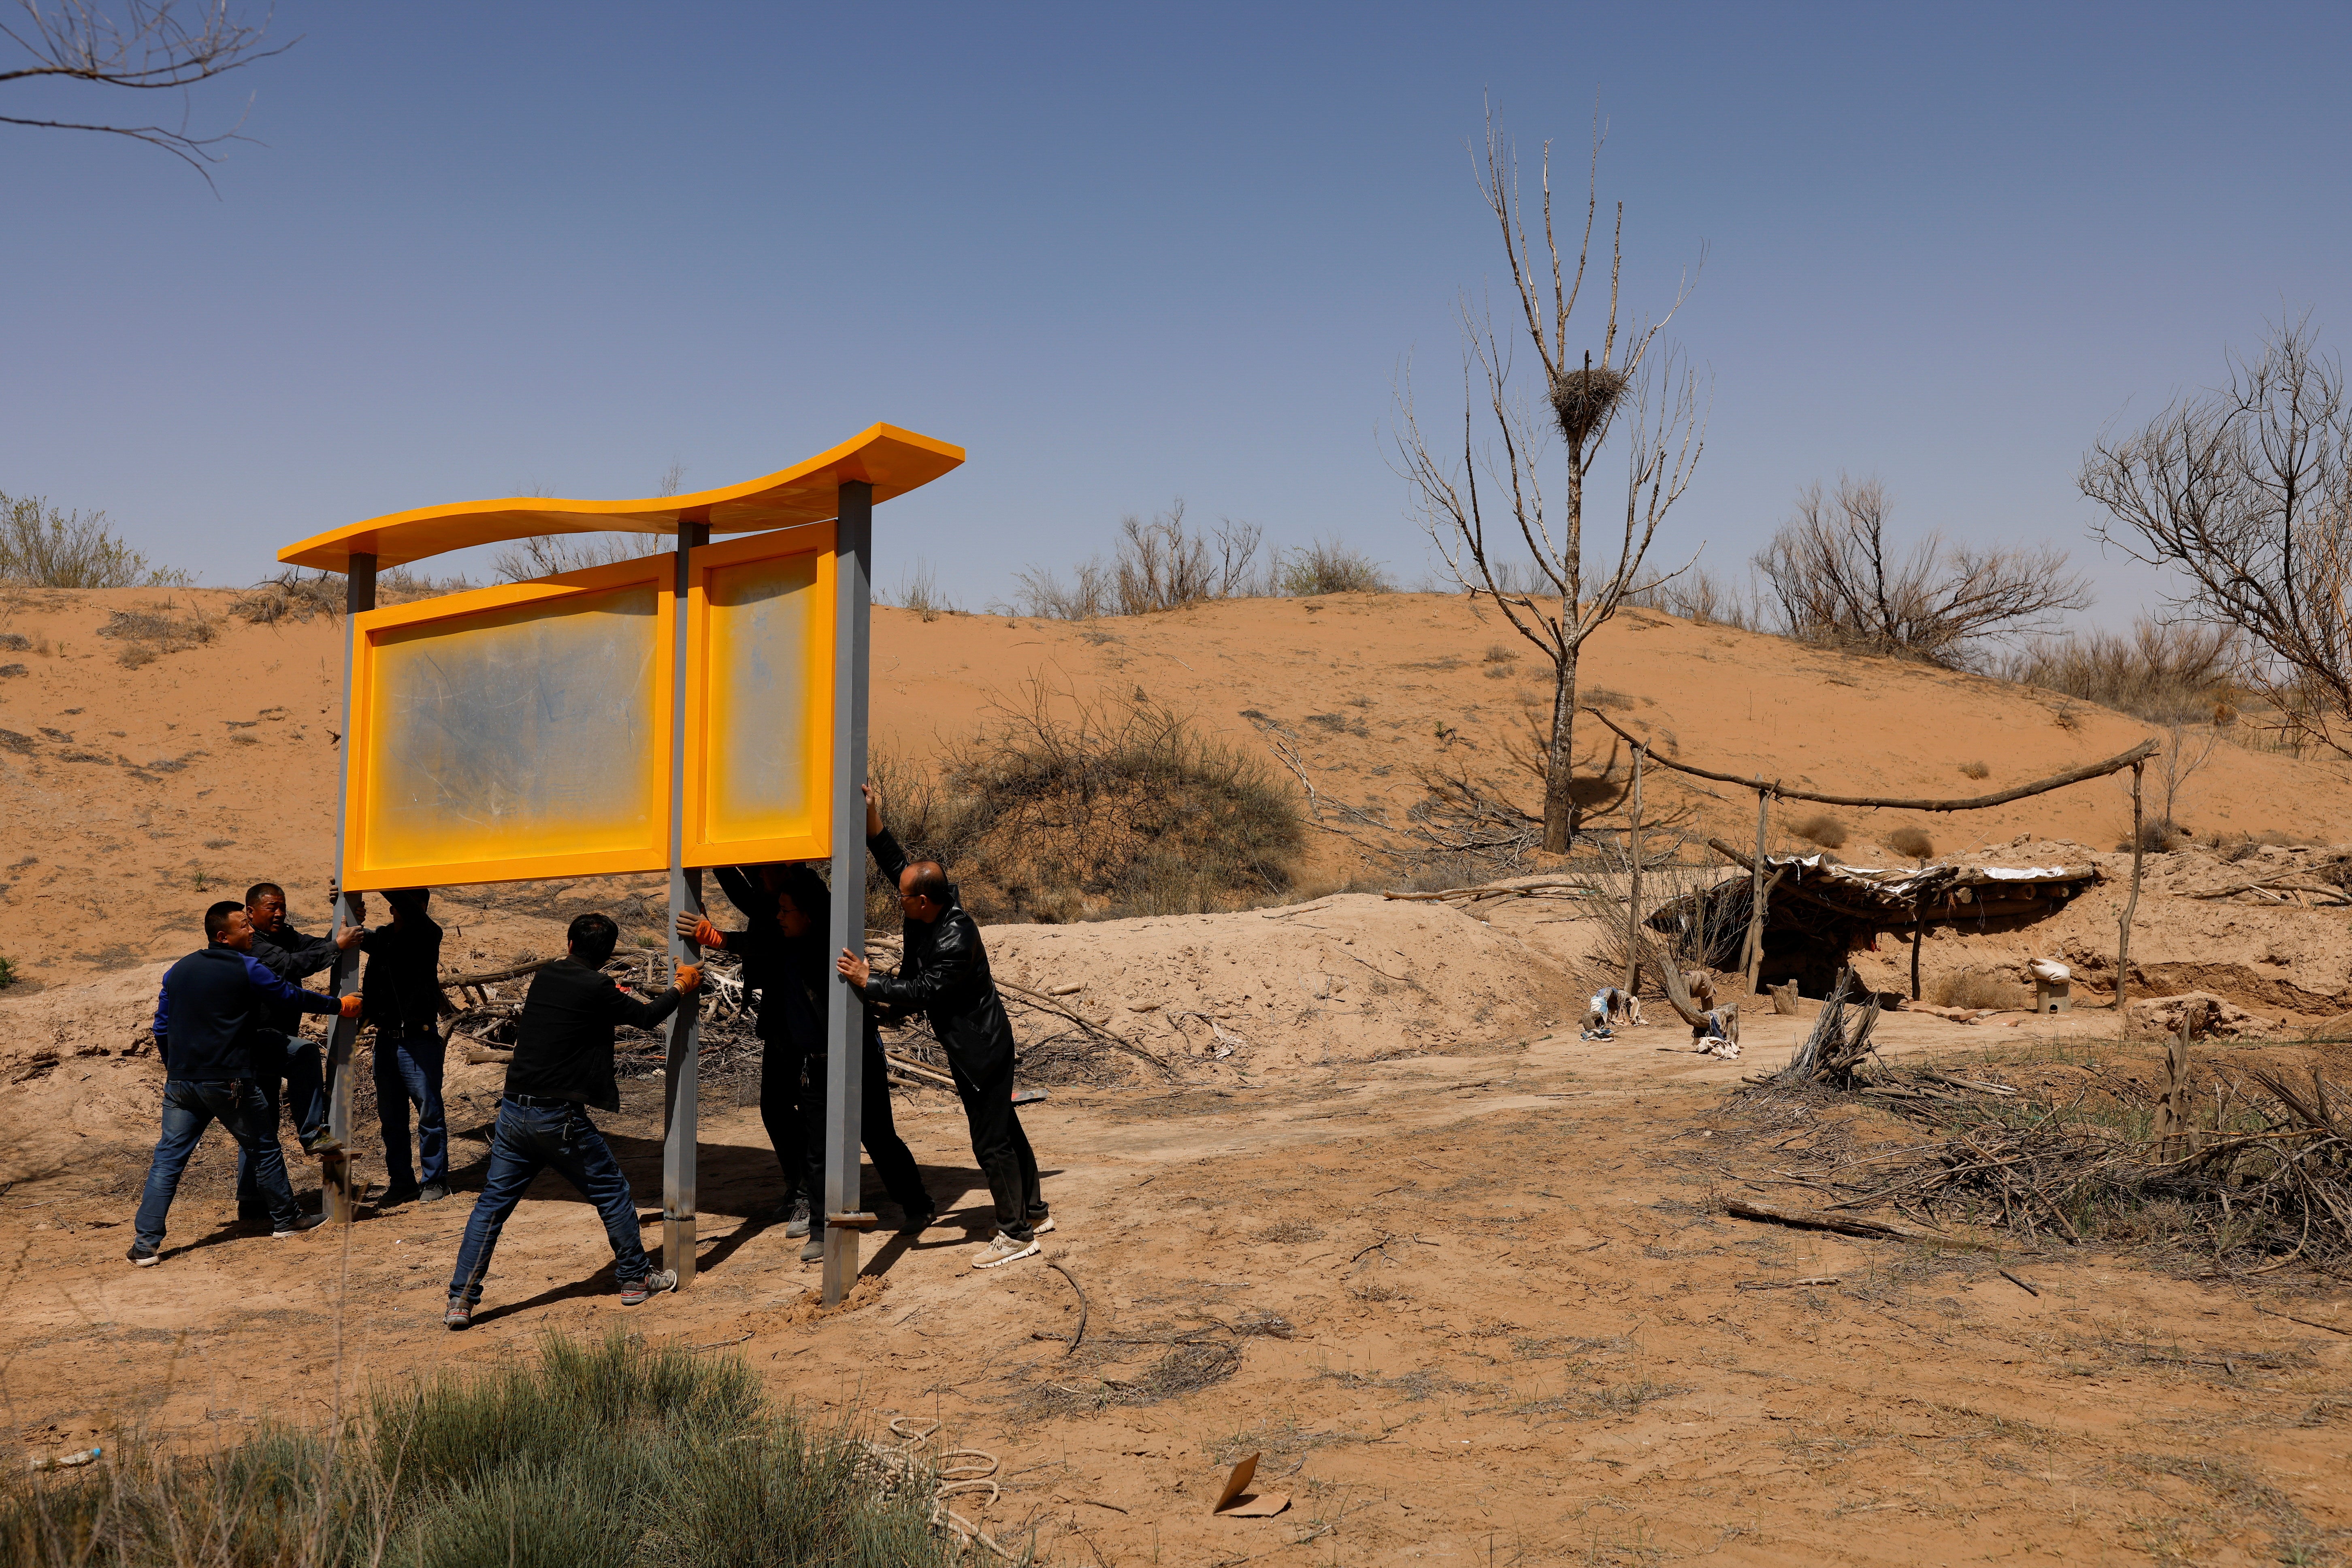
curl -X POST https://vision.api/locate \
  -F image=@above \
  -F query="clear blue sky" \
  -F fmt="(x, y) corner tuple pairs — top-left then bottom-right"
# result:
(5, 3), (2347, 620)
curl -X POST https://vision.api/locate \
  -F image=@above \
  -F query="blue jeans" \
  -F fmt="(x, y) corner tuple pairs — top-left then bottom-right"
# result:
(447, 1099), (649, 1306)
(235, 1029), (324, 1213)
(374, 1032), (447, 1189)
(136, 1079), (299, 1247)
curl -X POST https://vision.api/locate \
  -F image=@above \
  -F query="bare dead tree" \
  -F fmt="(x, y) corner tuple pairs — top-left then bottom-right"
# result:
(2081, 314), (2352, 756)
(2, 1), (291, 180)
(1753, 474), (2090, 665)
(1393, 107), (1706, 852)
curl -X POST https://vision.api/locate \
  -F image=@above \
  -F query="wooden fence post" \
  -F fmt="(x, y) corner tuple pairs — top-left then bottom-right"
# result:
(2118, 759), (2144, 1022)
(1743, 786), (1772, 996)
(1623, 743), (1645, 1001)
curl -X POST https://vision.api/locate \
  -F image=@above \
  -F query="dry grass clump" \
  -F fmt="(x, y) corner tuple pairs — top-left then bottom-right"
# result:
(1790, 812), (1847, 849)
(1887, 825), (1935, 861)
(868, 684), (1302, 925)
(1958, 759), (1991, 780)
(95, 600), (217, 667)
(1482, 641), (1517, 664)
(1995, 618), (2246, 726)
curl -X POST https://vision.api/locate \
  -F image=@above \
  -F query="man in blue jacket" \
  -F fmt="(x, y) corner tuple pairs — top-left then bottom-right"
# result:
(235, 880), (363, 1223)
(130, 900), (360, 1265)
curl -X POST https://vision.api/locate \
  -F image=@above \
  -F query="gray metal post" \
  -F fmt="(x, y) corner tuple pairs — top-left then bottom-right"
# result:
(821, 481), (874, 1306)
(322, 554), (377, 1223)
(663, 523), (711, 1283)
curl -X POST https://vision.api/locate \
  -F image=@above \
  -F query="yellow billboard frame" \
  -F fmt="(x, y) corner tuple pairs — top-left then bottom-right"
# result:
(681, 521), (837, 869)
(342, 555), (677, 891)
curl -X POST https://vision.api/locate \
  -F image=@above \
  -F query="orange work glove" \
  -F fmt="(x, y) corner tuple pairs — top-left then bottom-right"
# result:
(675, 963), (704, 993)
(338, 993), (364, 1020)
(692, 917), (724, 950)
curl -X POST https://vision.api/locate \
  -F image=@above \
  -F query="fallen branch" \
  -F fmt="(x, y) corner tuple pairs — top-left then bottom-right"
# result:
(1047, 1259), (1089, 1357)
(1723, 1196), (1947, 1243)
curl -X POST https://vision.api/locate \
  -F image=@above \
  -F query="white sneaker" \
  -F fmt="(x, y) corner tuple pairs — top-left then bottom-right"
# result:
(972, 1232), (1041, 1270)
(1030, 1215), (1056, 1235)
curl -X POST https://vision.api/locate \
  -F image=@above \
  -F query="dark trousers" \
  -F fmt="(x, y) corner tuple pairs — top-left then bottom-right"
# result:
(799, 1023), (932, 1223)
(447, 1099), (649, 1306)
(946, 1037), (1042, 1241)
(757, 1032), (807, 1198)
(234, 1029), (323, 1214)
(136, 1078), (299, 1247)
(373, 1031), (448, 1189)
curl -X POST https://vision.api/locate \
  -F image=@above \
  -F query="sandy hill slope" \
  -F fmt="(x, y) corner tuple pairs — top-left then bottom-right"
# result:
(4, 582), (2351, 988)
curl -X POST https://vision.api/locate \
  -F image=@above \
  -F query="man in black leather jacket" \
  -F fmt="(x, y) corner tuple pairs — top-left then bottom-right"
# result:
(837, 784), (1048, 1269)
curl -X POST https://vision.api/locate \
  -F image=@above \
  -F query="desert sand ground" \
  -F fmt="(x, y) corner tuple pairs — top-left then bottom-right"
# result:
(5, 586), (2352, 1565)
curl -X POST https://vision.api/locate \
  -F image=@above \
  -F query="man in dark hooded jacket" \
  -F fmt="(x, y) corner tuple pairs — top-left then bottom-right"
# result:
(837, 785), (1047, 1270)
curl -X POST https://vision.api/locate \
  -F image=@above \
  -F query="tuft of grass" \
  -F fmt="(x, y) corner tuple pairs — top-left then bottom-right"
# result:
(1888, 825), (1934, 861)
(0, 955), (15, 989)
(0, 1329), (952, 1568)
(1958, 759), (1991, 780)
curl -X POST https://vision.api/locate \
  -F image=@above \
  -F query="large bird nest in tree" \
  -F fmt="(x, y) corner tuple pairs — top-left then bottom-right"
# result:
(1548, 364), (1628, 447)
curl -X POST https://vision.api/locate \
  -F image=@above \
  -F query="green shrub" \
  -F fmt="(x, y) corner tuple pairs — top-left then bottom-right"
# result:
(0, 955), (15, 989)
(0, 1329), (952, 1568)
(869, 684), (1304, 924)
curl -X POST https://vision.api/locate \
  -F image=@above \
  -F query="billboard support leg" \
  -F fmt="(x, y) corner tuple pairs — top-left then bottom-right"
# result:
(822, 481), (873, 1307)
(323, 554), (377, 1225)
(664, 523), (711, 1285)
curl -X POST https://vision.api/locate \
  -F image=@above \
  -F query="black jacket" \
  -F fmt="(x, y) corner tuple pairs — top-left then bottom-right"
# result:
(506, 957), (685, 1112)
(360, 917), (447, 1038)
(152, 945), (343, 1081)
(248, 922), (343, 1031)
(861, 828), (1017, 1073)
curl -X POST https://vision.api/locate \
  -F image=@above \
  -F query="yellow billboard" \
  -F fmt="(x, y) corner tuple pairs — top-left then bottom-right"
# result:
(684, 523), (837, 867)
(343, 557), (675, 889)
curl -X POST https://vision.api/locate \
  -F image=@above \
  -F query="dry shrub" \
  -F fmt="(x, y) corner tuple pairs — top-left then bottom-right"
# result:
(1278, 537), (1392, 597)
(1887, 825), (1935, 861)
(2124, 817), (2189, 853)
(0, 493), (183, 588)
(1791, 812), (1847, 849)
(1930, 969), (2024, 1010)
(1958, 759), (1991, 780)
(1482, 642), (1517, 663)
(492, 532), (654, 583)
(1624, 566), (1756, 629)
(869, 685), (1303, 924)
(1008, 501), (1264, 619)
(234, 570), (345, 624)
(1755, 475), (2088, 666)
(888, 558), (955, 621)
(1995, 618), (2245, 726)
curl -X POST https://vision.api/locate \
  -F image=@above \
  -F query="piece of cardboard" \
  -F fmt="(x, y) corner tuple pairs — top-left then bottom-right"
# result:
(1212, 1453), (1291, 1518)
(1212, 1453), (1259, 1513)
(1223, 1491), (1291, 1517)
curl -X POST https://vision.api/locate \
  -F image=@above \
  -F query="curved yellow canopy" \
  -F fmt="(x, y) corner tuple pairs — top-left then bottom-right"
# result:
(279, 423), (964, 573)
